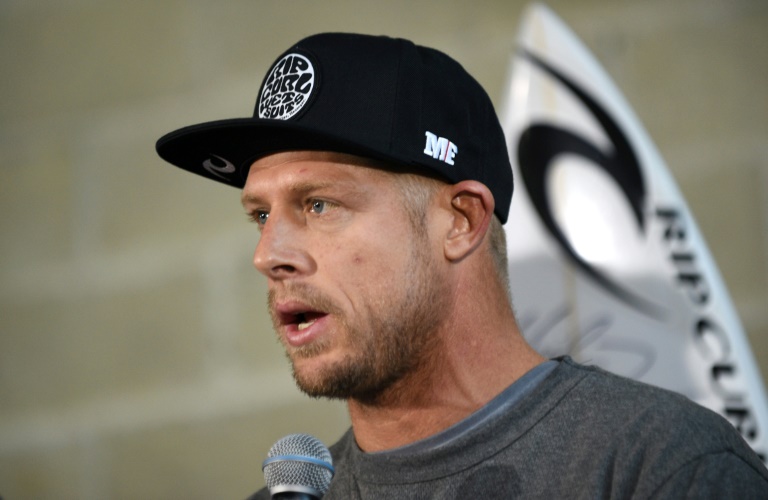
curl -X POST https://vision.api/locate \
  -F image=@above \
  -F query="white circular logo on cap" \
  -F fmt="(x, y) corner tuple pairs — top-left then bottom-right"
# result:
(258, 53), (315, 120)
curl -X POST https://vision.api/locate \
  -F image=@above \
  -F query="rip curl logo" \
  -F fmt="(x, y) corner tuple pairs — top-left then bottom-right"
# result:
(203, 154), (236, 180)
(423, 131), (458, 165)
(258, 53), (315, 120)
(517, 50), (655, 315)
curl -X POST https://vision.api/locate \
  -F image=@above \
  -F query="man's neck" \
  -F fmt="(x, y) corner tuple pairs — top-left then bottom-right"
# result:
(346, 308), (545, 453)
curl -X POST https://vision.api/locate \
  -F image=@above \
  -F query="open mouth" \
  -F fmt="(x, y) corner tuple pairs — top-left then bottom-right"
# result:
(295, 311), (325, 331)
(280, 309), (327, 331)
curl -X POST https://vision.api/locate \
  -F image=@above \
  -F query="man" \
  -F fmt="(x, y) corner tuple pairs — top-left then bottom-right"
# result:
(157, 33), (767, 498)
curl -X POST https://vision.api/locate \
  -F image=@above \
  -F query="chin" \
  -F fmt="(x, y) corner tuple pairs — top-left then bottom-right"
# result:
(290, 353), (365, 400)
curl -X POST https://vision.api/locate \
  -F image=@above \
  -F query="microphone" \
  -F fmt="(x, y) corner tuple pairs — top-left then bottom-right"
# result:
(262, 433), (335, 499)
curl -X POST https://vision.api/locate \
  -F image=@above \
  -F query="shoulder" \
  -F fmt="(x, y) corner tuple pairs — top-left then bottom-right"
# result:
(557, 358), (719, 419)
(557, 358), (746, 448)
(648, 450), (768, 498)
(550, 358), (768, 495)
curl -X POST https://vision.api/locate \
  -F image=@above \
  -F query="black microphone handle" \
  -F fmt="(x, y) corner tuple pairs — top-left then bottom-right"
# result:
(273, 493), (318, 500)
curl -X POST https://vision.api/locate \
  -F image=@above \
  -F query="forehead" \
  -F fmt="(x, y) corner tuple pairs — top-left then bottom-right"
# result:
(242, 151), (397, 198)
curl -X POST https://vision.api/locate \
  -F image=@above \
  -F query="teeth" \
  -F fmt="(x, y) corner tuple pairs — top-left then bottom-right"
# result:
(297, 319), (316, 331)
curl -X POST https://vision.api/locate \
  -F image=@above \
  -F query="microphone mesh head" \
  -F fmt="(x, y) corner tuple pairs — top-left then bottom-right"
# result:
(263, 433), (334, 496)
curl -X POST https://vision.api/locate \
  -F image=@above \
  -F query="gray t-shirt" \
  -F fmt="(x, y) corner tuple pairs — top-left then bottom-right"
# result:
(250, 357), (768, 498)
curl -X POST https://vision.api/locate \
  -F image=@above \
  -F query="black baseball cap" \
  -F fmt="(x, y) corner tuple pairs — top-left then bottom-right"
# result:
(156, 33), (513, 223)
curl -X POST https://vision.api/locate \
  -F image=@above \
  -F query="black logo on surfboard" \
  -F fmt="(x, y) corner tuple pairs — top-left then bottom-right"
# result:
(517, 50), (661, 316)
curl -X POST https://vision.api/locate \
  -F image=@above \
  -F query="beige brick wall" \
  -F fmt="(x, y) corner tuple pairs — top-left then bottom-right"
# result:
(1, 1), (766, 498)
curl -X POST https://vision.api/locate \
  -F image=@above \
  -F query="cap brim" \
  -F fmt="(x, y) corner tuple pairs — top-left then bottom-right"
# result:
(156, 118), (417, 189)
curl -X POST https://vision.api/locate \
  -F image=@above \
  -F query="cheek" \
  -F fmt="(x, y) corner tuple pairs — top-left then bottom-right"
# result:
(341, 248), (404, 289)
(324, 223), (416, 284)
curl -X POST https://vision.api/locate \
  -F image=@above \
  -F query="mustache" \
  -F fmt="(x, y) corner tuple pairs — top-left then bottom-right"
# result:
(267, 283), (344, 320)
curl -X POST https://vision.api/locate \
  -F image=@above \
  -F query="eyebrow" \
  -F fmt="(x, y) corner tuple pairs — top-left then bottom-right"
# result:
(241, 179), (340, 206)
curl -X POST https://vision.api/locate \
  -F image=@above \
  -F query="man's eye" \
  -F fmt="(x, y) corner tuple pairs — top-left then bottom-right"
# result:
(255, 212), (269, 225)
(309, 200), (332, 214)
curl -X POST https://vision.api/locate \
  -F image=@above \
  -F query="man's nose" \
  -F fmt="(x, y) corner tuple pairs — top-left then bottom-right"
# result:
(252, 214), (314, 280)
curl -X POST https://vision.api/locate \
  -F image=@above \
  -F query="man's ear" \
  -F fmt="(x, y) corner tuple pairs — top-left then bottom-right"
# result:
(443, 180), (495, 262)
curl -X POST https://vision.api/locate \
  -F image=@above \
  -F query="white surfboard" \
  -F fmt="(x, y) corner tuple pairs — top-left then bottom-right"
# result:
(501, 3), (768, 460)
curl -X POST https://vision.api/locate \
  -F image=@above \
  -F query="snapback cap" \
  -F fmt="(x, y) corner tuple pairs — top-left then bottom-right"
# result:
(156, 33), (513, 223)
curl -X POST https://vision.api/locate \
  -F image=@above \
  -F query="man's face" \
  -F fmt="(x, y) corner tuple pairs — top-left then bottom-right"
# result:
(242, 151), (448, 401)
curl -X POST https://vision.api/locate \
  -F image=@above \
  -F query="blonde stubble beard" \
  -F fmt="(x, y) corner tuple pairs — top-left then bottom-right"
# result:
(267, 233), (448, 404)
